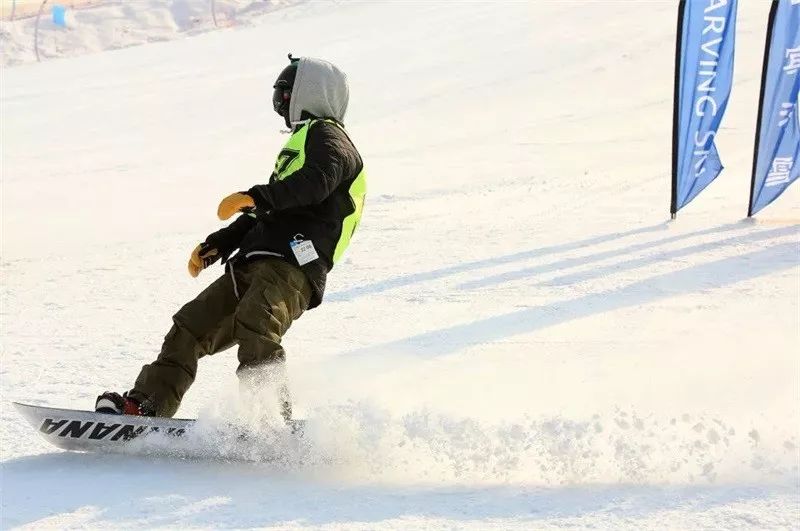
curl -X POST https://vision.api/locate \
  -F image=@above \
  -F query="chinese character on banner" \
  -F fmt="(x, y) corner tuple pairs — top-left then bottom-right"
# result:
(784, 46), (800, 74)
(778, 102), (795, 127)
(765, 157), (793, 187)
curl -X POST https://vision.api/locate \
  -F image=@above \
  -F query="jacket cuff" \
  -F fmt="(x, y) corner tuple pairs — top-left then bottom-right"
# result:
(247, 185), (274, 211)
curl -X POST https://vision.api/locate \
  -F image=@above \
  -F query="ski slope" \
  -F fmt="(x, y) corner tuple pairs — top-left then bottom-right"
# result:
(2, 0), (799, 528)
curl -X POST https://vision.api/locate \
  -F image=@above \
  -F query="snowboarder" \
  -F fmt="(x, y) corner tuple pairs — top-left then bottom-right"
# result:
(96, 55), (366, 422)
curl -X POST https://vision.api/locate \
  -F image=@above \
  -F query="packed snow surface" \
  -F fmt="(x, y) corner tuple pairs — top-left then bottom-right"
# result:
(1, 0), (799, 529)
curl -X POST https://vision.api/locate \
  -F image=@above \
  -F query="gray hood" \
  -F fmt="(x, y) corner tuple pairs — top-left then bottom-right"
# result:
(289, 57), (349, 125)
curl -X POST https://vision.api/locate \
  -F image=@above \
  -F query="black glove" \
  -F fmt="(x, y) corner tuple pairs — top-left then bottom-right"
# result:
(204, 213), (258, 264)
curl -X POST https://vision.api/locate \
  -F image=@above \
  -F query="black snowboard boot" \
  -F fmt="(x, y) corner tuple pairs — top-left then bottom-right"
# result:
(95, 392), (155, 416)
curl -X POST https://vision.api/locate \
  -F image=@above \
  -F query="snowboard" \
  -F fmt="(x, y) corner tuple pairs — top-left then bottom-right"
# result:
(13, 402), (305, 456)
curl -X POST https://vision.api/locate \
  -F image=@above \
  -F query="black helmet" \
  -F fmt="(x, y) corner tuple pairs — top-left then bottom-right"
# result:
(272, 54), (299, 128)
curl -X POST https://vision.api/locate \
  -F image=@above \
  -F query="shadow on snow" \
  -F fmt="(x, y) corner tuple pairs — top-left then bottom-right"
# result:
(327, 222), (670, 302)
(335, 227), (798, 362)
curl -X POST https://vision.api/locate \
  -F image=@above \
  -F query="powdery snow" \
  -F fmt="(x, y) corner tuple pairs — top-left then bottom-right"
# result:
(1, 0), (799, 529)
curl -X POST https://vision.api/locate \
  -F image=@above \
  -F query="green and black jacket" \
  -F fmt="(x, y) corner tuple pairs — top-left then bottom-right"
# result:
(207, 117), (365, 309)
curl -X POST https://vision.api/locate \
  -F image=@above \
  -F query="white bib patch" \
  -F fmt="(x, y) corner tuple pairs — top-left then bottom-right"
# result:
(290, 236), (319, 266)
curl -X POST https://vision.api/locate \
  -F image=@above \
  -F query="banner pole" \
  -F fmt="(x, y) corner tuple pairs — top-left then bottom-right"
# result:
(34, 0), (49, 63)
(671, 0), (686, 220)
(748, 0), (780, 217)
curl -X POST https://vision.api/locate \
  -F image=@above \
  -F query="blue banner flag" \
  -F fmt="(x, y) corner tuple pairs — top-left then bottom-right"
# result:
(749, 0), (800, 217)
(672, 0), (738, 217)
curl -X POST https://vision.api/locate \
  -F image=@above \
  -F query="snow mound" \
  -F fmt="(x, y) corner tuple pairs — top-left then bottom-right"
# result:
(0, 0), (302, 67)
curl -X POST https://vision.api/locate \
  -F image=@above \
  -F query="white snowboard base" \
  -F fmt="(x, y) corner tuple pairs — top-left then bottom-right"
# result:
(13, 402), (305, 457)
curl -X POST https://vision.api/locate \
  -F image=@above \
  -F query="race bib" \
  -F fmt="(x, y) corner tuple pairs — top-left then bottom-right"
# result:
(290, 236), (319, 266)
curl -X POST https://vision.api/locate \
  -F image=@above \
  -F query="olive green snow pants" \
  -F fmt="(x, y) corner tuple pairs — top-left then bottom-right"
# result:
(131, 258), (312, 417)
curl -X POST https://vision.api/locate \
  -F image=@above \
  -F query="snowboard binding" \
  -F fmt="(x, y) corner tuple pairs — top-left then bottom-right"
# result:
(95, 391), (155, 417)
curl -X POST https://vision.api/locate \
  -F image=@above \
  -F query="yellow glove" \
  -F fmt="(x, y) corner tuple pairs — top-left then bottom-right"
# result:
(188, 243), (220, 278)
(217, 192), (255, 221)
